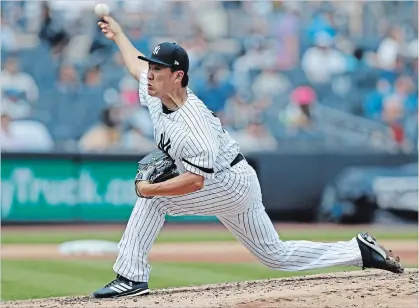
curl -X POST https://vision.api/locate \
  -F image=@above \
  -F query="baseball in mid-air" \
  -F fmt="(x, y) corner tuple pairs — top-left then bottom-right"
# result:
(94, 3), (110, 17)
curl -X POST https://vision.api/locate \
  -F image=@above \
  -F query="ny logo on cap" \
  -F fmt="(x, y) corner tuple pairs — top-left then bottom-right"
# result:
(174, 60), (179, 65)
(153, 45), (161, 55)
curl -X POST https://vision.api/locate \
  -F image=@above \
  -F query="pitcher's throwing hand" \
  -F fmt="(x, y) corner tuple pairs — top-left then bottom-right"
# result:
(98, 16), (122, 40)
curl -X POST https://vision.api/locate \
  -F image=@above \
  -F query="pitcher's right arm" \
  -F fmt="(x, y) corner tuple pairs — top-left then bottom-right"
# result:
(98, 16), (148, 80)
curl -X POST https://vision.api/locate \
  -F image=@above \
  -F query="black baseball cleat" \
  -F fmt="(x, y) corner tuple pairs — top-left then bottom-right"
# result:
(92, 275), (150, 298)
(356, 232), (404, 274)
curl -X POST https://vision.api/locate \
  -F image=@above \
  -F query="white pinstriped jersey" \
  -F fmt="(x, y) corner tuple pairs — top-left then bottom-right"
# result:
(138, 71), (241, 179)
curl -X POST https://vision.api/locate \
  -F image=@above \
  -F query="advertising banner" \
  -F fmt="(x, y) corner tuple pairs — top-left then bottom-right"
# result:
(1, 158), (218, 222)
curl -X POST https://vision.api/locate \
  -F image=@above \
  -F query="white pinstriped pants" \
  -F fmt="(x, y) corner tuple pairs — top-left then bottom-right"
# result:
(113, 161), (363, 282)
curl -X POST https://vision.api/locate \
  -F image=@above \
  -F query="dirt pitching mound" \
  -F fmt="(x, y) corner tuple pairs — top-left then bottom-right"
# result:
(3, 269), (417, 308)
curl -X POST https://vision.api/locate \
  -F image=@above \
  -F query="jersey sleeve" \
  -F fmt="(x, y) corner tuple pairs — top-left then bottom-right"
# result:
(138, 70), (150, 107)
(181, 134), (219, 180)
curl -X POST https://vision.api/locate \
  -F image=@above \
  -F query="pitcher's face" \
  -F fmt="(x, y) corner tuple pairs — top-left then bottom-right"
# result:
(147, 63), (182, 97)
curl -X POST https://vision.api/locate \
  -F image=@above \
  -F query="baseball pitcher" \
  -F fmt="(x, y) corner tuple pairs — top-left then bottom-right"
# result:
(92, 16), (404, 299)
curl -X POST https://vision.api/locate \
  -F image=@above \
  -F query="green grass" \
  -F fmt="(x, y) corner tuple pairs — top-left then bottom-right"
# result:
(1, 259), (362, 301)
(2, 225), (416, 301)
(2, 227), (417, 244)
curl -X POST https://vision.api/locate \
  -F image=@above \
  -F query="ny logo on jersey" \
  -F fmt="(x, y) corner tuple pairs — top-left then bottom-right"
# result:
(153, 45), (161, 55)
(158, 133), (171, 155)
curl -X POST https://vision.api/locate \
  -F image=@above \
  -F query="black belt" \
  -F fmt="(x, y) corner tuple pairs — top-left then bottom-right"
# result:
(230, 153), (245, 167)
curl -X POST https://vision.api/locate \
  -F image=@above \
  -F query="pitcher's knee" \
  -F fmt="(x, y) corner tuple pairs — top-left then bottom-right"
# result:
(253, 249), (286, 270)
(253, 242), (288, 270)
(255, 253), (285, 270)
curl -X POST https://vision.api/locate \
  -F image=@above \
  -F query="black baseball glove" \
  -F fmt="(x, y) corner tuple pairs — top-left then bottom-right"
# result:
(134, 149), (180, 198)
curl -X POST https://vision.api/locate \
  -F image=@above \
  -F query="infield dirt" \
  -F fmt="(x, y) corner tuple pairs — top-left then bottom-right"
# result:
(3, 269), (418, 308)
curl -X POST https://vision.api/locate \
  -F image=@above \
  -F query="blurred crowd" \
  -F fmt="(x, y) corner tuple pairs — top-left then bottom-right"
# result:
(1, 1), (418, 154)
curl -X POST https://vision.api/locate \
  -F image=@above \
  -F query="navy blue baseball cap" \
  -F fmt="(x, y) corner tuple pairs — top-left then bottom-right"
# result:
(138, 42), (189, 75)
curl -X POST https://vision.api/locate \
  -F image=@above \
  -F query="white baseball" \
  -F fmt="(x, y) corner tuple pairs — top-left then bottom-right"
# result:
(94, 3), (110, 17)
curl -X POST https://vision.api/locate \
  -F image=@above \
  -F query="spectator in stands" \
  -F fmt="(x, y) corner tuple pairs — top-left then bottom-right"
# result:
(38, 2), (69, 49)
(1, 111), (22, 150)
(124, 104), (154, 139)
(119, 76), (140, 107)
(376, 26), (406, 72)
(194, 67), (235, 116)
(366, 75), (417, 124)
(119, 118), (156, 154)
(307, 9), (337, 43)
(223, 92), (254, 131)
(381, 95), (406, 146)
(346, 47), (370, 72)
(379, 54), (408, 85)
(363, 78), (393, 121)
(228, 119), (278, 153)
(273, 2), (301, 70)
(278, 85), (322, 139)
(251, 68), (291, 98)
(378, 74), (417, 149)
(0, 110), (54, 151)
(78, 105), (123, 152)
(1, 89), (32, 120)
(83, 65), (103, 89)
(1, 56), (39, 119)
(301, 31), (346, 85)
(56, 64), (81, 94)
(1, 56), (39, 103)
(0, 14), (17, 52)
(233, 35), (277, 88)
(391, 75), (418, 114)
